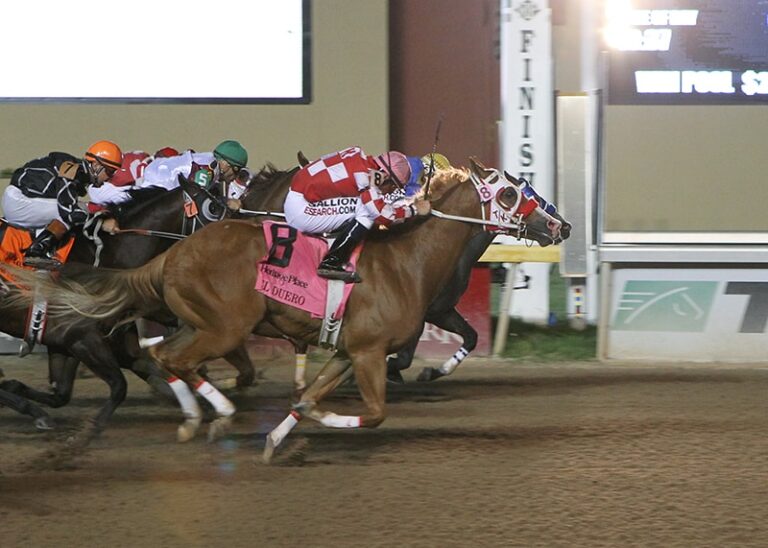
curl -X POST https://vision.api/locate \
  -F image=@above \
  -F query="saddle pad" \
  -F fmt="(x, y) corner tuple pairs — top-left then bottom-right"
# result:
(255, 221), (359, 319)
(0, 221), (75, 279)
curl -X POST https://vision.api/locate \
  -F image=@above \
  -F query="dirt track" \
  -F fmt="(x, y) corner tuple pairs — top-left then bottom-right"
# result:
(1, 352), (767, 547)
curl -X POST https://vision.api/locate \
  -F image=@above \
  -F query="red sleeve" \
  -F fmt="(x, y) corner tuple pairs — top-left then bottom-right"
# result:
(110, 152), (150, 187)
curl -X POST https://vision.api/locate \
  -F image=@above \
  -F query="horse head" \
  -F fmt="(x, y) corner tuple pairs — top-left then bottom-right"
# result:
(176, 173), (229, 225)
(463, 158), (571, 247)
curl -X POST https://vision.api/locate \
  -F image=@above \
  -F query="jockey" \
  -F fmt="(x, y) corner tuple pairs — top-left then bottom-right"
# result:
(138, 140), (247, 211)
(284, 146), (432, 282)
(87, 147), (180, 211)
(1, 140), (123, 265)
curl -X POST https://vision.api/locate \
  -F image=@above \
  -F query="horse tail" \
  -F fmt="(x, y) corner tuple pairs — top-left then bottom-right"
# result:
(0, 255), (167, 324)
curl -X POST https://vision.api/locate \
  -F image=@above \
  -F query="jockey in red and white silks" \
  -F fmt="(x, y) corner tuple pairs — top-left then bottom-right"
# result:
(138, 150), (218, 192)
(87, 151), (153, 208)
(284, 146), (416, 234)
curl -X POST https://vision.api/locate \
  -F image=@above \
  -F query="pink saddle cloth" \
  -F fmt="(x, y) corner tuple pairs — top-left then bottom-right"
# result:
(255, 221), (360, 319)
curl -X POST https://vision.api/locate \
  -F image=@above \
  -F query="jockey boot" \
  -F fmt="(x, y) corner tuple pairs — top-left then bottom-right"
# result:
(317, 221), (368, 283)
(23, 219), (68, 268)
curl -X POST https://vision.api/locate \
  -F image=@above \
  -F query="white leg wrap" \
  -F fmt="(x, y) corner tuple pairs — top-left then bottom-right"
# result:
(294, 353), (307, 388)
(268, 411), (301, 447)
(439, 347), (469, 375)
(320, 412), (361, 428)
(169, 378), (202, 419)
(139, 335), (165, 349)
(196, 381), (236, 417)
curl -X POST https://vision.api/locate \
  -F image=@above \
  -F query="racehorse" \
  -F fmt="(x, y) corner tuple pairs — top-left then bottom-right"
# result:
(237, 161), (571, 388)
(3, 159), (566, 455)
(0, 183), (245, 433)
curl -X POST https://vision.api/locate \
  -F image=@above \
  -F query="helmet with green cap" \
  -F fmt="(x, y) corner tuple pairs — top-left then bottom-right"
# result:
(213, 140), (248, 168)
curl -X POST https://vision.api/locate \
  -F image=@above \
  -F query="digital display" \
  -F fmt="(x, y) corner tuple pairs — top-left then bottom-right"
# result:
(605, 0), (768, 104)
(0, 0), (310, 104)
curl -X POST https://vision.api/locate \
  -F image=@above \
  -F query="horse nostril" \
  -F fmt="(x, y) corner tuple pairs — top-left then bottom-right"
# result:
(547, 220), (562, 238)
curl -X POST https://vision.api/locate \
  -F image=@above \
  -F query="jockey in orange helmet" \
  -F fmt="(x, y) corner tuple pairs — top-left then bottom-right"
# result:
(1, 140), (122, 266)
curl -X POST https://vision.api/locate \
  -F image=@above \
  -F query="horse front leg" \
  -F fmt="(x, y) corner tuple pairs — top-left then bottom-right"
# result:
(292, 340), (310, 394)
(67, 335), (128, 445)
(280, 351), (387, 440)
(385, 330), (421, 384)
(417, 308), (477, 382)
(0, 352), (78, 409)
(263, 353), (352, 463)
(0, 386), (54, 430)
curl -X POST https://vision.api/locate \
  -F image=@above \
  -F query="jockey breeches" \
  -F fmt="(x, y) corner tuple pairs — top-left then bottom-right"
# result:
(284, 190), (376, 233)
(1, 186), (68, 229)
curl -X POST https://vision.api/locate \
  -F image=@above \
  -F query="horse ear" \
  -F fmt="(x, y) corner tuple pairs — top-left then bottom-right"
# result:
(469, 156), (492, 177)
(177, 173), (197, 193)
(297, 151), (310, 167)
(503, 170), (520, 184)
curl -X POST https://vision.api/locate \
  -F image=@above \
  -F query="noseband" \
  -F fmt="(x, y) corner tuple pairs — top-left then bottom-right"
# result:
(429, 168), (563, 244)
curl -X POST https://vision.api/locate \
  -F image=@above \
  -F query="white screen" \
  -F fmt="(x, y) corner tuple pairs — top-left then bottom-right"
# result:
(0, 0), (308, 102)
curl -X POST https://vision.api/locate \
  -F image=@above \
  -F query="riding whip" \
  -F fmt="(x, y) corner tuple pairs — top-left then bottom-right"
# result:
(423, 113), (444, 199)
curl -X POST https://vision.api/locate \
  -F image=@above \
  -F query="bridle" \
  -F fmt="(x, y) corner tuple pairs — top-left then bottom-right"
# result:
(181, 184), (228, 235)
(429, 167), (563, 243)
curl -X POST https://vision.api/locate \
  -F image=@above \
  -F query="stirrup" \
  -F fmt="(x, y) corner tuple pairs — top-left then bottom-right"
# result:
(317, 267), (361, 283)
(22, 255), (61, 269)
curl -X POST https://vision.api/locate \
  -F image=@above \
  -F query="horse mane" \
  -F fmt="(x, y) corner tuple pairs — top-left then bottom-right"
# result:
(369, 167), (472, 241)
(247, 163), (297, 190)
(415, 167), (470, 201)
(104, 187), (177, 221)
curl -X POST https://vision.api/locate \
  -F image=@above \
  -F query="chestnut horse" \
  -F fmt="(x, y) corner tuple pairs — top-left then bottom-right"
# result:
(4, 159), (565, 454)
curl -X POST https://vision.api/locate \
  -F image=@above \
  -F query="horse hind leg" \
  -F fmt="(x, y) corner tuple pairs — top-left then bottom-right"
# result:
(151, 327), (242, 443)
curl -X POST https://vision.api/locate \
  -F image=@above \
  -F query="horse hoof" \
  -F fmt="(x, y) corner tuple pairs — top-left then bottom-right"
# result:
(177, 418), (201, 443)
(207, 416), (233, 443)
(262, 435), (277, 464)
(34, 416), (55, 431)
(417, 367), (445, 382)
(212, 378), (237, 390)
(236, 372), (256, 388)
(386, 369), (405, 384)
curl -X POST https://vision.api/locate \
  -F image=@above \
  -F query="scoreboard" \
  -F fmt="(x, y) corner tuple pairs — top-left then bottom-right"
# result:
(605, 0), (768, 104)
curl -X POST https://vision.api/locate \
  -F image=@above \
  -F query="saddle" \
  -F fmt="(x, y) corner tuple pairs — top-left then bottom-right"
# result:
(255, 221), (362, 349)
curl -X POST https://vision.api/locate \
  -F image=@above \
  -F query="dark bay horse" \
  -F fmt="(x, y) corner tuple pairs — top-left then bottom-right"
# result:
(4, 159), (565, 453)
(0, 184), (247, 432)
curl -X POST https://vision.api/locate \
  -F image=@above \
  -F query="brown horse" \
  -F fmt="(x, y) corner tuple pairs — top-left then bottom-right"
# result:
(3, 159), (564, 452)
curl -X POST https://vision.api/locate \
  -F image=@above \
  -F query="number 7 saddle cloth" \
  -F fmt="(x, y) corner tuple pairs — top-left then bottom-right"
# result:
(0, 220), (75, 280)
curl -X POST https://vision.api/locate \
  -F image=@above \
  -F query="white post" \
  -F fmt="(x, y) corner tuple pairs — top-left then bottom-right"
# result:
(499, 0), (555, 324)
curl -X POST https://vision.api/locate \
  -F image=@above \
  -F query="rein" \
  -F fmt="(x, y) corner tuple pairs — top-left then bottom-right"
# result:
(429, 209), (523, 233)
(429, 169), (527, 239)
(238, 209), (286, 218)
(111, 228), (187, 240)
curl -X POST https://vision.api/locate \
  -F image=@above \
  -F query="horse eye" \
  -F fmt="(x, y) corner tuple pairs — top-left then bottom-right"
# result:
(498, 188), (517, 209)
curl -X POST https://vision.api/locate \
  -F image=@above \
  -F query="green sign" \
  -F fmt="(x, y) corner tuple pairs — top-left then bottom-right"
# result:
(613, 281), (718, 332)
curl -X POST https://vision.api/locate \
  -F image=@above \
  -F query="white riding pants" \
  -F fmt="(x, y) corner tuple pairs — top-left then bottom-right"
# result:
(1, 185), (66, 229)
(284, 190), (375, 233)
